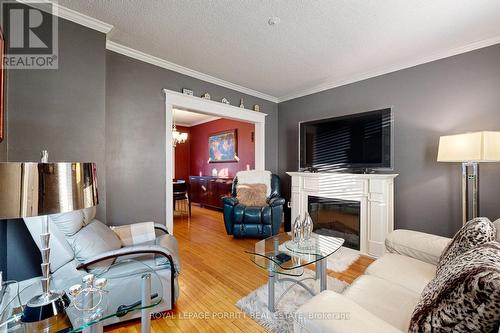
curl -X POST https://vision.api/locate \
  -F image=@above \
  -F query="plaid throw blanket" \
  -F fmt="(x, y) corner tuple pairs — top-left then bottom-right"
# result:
(111, 222), (156, 246)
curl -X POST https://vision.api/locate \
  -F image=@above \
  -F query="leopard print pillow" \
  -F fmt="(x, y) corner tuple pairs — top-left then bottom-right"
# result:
(409, 242), (500, 333)
(437, 217), (496, 273)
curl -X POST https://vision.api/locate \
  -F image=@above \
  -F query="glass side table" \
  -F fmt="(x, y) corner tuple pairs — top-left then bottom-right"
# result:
(0, 259), (163, 333)
(246, 232), (344, 312)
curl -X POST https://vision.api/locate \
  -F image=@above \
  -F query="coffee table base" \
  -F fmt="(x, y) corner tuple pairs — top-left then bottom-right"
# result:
(267, 258), (328, 312)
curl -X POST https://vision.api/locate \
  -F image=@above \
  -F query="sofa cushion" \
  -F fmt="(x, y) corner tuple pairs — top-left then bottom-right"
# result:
(366, 253), (436, 294)
(82, 207), (97, 225)
(409, 242), (500, 333)
(294, 290), (403, 333)
(385, 229), (450, 265)
(71, 220), (122, 269)
(50, 210), (85, 237)
(437, 217), (496, 273)
(236, 183), (267, 206)
(343, 275), (420, 331)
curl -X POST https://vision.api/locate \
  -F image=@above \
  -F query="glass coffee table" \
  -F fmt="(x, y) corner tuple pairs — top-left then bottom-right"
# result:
(246, 232), (344, 312)
(0, 259), (163, 333)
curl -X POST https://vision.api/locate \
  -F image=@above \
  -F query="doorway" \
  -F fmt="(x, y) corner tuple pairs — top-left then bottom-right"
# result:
(163, 89), (266, 233)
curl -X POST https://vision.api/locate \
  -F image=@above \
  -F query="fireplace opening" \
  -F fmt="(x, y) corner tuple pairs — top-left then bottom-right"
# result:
(308, 196), (360, 250)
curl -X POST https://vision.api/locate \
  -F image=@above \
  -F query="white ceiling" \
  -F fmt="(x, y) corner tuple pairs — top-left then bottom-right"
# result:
(173, 109), (219, 127)
(58, 0), (500, 102)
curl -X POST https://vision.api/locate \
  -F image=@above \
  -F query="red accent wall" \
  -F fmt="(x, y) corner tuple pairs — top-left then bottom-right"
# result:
(174, 119), (255, 179)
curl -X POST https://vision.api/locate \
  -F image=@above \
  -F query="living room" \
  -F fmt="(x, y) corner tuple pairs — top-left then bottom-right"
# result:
(0, 1), (499, 333)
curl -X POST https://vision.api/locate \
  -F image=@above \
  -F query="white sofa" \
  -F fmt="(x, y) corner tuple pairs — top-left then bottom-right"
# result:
(294, 223), (500, 333)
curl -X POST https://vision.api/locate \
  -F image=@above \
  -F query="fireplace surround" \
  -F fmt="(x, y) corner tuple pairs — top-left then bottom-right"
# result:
(288, 172), (398, 257)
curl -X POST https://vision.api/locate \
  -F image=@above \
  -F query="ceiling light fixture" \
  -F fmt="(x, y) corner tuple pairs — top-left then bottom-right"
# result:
(268, 16), (280, 26)
(172, 109), (188, 147)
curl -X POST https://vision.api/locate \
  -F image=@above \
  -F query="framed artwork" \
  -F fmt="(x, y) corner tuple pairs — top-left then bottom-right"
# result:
(0, 29), (4, 143)
(208, 129), (238, 163)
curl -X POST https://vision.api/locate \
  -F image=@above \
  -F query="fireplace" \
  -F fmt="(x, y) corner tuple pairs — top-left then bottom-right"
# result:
(308, 196), (360, 250)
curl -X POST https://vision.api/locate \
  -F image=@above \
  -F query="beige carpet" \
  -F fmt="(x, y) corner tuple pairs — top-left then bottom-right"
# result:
(236, 269), (349, 333)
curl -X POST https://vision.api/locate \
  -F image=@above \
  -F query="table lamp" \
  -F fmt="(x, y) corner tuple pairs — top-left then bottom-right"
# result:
(0, 157), (98, 330)
(437, 131), (500, 224)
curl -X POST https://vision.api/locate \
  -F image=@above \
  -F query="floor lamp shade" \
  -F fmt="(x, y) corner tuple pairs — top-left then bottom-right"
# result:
(437, 131), (500, 225)
(0, 162), (98, 219)
(437, 131), (500, 162)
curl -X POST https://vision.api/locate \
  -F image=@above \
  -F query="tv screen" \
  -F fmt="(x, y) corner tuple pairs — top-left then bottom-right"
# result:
(299, 109), (392, 171)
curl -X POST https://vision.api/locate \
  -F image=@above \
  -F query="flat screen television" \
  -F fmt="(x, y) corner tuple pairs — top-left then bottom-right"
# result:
(299, 108), (392, 171)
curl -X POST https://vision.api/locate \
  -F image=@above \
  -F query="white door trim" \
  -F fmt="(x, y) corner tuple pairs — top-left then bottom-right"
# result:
(163, 89), (267, 233)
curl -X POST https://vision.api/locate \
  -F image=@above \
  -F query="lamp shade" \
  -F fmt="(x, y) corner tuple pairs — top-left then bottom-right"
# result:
(0, 162), (98, 219)
(437, 131), (500, 162)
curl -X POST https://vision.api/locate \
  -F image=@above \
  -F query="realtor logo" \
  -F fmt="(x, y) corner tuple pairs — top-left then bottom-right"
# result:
(1, 1), (58, 69)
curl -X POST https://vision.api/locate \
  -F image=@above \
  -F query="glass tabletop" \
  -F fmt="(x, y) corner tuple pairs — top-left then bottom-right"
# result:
(0, 259), (164, 332)
(246, 232), (344, 276)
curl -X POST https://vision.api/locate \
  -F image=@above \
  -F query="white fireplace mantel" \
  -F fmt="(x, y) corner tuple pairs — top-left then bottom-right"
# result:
(287, 172), (398, 258)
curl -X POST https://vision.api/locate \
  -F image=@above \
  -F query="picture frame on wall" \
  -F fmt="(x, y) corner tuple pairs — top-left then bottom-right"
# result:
(208, 129), (238, 163)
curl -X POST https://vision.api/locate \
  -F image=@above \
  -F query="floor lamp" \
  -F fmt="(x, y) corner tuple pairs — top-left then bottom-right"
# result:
(0, 160), (98, 331)
(437, 131), (500, 225)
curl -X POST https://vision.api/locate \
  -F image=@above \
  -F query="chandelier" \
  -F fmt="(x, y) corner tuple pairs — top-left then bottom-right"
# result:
(172, 109), (188, 147)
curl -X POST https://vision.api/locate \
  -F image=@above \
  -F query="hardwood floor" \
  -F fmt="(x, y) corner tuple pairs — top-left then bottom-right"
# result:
(106, 206), (373, 332)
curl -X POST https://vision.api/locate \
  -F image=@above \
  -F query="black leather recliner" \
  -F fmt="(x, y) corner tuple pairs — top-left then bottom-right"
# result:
(222, 174), (285, 238)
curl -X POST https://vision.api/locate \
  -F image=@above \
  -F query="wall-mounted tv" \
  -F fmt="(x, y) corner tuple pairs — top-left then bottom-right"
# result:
(299, 108), (393, 172)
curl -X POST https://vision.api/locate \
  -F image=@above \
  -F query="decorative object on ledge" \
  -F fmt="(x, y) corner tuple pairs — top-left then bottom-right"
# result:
(0, 154), (98, 331)
(181, 88), (193, 96)
(171, 109), (188, 147)
(208, 129), (238, 163)
(253, 104), (260, 112)
(437, 131), (500, 225)
(0, 29), (4, 143)
(239, 98), (245, 108)
(221, 97), (230, 105)
(201, 92), (211, 100)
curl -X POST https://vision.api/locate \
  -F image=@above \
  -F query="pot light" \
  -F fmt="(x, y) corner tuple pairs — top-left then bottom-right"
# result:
(268, 16), (280, 26)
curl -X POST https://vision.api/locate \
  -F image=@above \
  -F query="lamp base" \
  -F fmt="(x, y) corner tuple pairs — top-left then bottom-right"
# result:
(21, 291), (72, 332)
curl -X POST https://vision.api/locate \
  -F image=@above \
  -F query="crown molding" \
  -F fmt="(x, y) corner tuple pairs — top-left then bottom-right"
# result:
(17, 0), (114, 34)
(277, 35), (500, 102)
(107, 41), (279, 103)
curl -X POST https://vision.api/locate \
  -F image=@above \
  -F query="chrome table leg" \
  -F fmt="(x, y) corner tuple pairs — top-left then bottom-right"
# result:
(141, 273), (152, 333)
(319, 259), (327, 292)
(268, 267), (275, 312)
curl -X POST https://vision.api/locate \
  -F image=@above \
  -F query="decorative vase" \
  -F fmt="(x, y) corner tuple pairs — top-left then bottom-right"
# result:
(292, 215), (302, 243)
(302, 212), (313, 241)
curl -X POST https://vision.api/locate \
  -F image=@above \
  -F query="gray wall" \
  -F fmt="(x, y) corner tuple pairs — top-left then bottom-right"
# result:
(1, 15), (107, 279)
(278, 44), (500, 237)
(105, 51), (279, 225)
(6, 18), (107, 220)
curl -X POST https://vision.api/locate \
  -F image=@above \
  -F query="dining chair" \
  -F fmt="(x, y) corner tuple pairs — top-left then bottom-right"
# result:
(173, 180), (191, 218)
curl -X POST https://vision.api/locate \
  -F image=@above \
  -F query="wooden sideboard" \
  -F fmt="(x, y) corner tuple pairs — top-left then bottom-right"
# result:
(189, 176), (233, 210)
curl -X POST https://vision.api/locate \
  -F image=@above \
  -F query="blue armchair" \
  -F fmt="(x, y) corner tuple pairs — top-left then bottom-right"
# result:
(222, 174), (285, 238)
